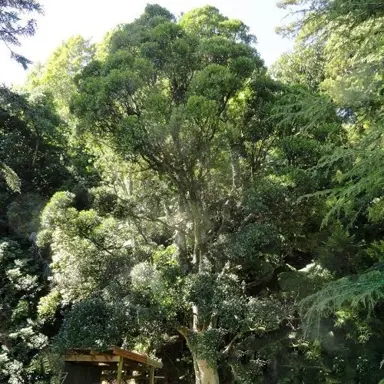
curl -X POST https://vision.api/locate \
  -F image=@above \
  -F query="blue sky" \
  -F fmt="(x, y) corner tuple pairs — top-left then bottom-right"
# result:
(0, 0), (293, 85)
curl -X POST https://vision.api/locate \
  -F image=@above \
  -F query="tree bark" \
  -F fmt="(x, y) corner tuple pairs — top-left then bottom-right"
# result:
(193, 358), (220, 384)
(180, 328), (220, 384)
(174, 197), (188, 272)
(230, 147), (240, 190)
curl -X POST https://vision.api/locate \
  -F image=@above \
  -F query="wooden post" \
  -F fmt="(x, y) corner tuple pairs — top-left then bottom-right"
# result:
(149, 367), (155, 384)
(117, 356), (124, 384)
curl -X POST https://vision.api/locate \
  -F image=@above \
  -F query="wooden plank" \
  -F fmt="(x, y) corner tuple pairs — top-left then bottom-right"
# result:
(112, 347), (163, 369)
(122, 375), (143, 379)
(100, 359), (142, 370)
(122, 375), (165, 380)
(149, 367), (155, 384)
(66, 349), (92, 354)
(65, 347), (162, 369)
(65, 354), (119, 363)
(113, 347), (147, 364)
(116, 356), (123, 384)
(147, 357), (163, 369)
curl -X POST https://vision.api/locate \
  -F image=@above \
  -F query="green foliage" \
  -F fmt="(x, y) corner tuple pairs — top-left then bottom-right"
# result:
(0, 86), (70, 196)
(59, 6), (346, 376)
(271, 2), (384, 382)
(0, 162), (20, 192)
(279, 263), (332, 299)
(0, 80), (72, 382)
(277, 0), (384, 40)
(53, 6), (319, 382)
(0, 0), (42, 68)
(25, 36), (95, 120)
(55, 296), (130, 352)
(300, 267), (384, 330)
(7, 193), (45, 237)
(4, 1), (384, 383)
(37, 290), (61, 324)
(0, 239), (51, 383)
(271, 42), (326, 91)
(39, 191), (135, 302)
(187, 328), (226, 367)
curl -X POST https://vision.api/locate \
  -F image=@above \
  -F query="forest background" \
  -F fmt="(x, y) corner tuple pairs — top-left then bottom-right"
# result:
(1, 0), (384, 383)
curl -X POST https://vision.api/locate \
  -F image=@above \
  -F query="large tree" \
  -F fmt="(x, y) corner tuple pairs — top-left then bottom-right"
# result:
(25, 35), (95, 120)
(33, 5), (343, 383)
(61, 5), (274, 383)
(0, 1), (380, 383)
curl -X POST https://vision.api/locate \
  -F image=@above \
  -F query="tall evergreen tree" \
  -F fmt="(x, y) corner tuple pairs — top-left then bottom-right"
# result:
(0, 0), (42, 68)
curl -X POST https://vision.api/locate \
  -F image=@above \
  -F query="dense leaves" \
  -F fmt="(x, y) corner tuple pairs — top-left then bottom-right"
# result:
(2, 1), (384, 383)
(0, 87), (70, 383)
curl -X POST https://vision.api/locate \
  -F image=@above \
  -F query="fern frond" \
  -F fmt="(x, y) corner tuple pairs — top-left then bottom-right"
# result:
(0, 163), (21, 192)
(302, 120), (384, 224)
(300, 268), (384, 330)
(272, 86), (339, 131)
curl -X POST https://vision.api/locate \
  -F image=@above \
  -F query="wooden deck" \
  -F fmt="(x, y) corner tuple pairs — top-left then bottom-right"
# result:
(63, 346), (163, 383)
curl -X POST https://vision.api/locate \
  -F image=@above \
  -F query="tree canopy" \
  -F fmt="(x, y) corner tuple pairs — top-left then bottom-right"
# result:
(2, 2), (384, 383)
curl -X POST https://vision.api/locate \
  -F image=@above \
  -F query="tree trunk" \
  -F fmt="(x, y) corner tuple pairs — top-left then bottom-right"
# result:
(263, 357), (279, 384)
(180, 328), (220, 384)
(193, 358), (220, 384)
(174, 197), (188, 273)
(230, 143), (240, 190)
